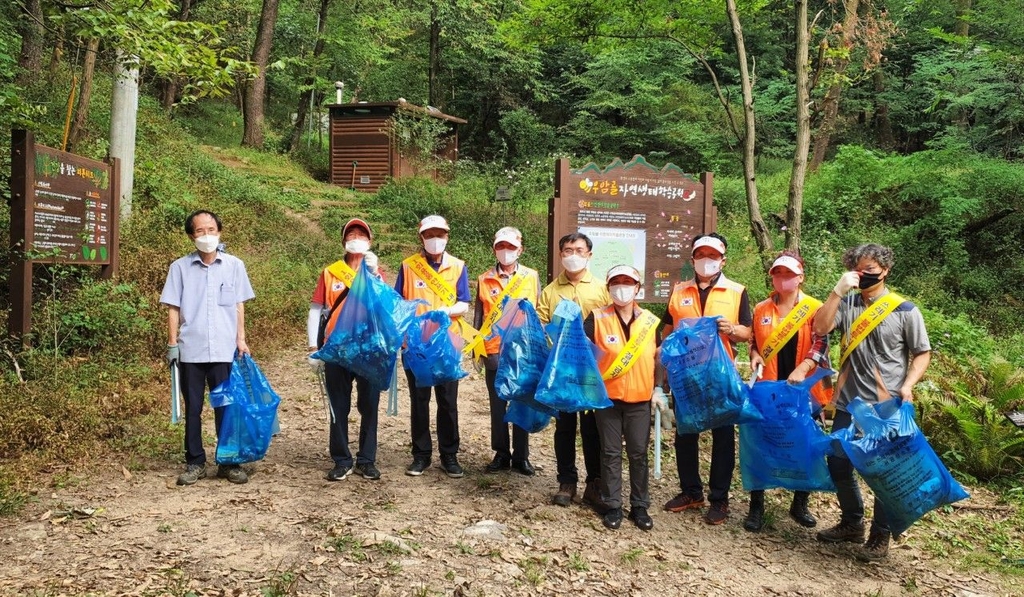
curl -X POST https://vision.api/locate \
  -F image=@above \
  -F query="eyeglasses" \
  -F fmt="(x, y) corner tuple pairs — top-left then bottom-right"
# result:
(560, 247), (589, 257)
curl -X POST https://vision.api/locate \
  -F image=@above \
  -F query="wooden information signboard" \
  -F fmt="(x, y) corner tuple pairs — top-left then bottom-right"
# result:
(8, 129), (120, 339)
(549, 155), (715, 303)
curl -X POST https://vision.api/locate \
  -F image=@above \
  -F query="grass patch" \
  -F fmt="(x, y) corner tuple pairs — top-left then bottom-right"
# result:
(0, 479), (28, 516)
(327, 534), (367, 563)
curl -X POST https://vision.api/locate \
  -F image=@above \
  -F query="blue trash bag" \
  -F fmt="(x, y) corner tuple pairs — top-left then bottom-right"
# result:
(212, 353), (281, 465)
(534, 299), (612, 413)
(834, 398), (970, 536)
(660, 316), (761, 434)
(739, 368), (836, 492)
(403, 309), (469, 387)
(314, 259), (422, 393)
(504, 399), (553, 433)
(491, 299), (557, 417)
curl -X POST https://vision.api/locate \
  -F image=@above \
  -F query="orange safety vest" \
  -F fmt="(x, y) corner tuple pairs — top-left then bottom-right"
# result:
(593, 305), (658, 402)
(319, 267), (351, 339)
(667, 274), (744, 359)
(477, 265), (540, 355)
(752, 294), (834, 406)
(401, 253), (467, 315)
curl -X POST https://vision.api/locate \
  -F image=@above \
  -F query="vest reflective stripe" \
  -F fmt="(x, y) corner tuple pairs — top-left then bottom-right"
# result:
(401, 254), (465, 314)
(593, 306), (657, 402)
(758, 294), (821, 364)
(839, 292), (906, 368)
(667, 276), (744, 359)
(752, 294), (833, 406)
(475, 266), (540, 355)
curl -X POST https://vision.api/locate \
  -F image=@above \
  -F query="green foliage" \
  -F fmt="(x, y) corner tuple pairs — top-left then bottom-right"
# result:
(35, 281), (155, 361)
(0, 478), (28, 516)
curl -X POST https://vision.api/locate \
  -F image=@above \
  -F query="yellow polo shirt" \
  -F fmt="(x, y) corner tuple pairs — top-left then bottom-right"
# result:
(536, 270), (611, 324)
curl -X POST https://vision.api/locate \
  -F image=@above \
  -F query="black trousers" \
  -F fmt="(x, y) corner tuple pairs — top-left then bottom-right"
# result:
(405, 367), (460, 459)
(596, 400), (651, 510)
(180, 361), (231, 466)
(325, 363), (379, 467)
(827, 410), (889, 532)
(554, 410), (601, 485)
(485, 367), (529, 462)
(675, 425), (736, 503)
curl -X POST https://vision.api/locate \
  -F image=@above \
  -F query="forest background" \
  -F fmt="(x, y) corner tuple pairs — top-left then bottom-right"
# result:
(1, 0), (1024, 574)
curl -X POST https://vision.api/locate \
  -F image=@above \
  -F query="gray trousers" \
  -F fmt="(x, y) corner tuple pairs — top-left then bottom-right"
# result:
(596, 400), (652, 510)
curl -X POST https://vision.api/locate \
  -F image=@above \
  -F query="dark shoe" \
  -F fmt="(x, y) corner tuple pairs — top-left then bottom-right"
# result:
(406, 458), (430, 476)
(218, 465), (248, 484)
(552, 483), (576, 507)
(705, 501), (729, 525)
(326, 464), (352, 481)
(664, 492), (705, 512)
(629, 507), (654, 531)
(743, 502), (765, 532)
(440, 454), (464, 478)
(855, 530), (892, 562)
(816, 519), (866, 544)
(485, 454), (511, 473)
(581, 479), (600, 506)
(355, 463), (381, 480)
(602, 507), (623, 530)
(789, 492), (817, 528)
(176, 464), (206, 486)
(511, 460), (535, 476)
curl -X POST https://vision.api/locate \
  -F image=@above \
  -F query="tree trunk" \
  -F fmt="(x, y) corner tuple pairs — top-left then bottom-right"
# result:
(809, 0), (860, 171)
(67, 38), (100, 152)
(242, 0), (281, 148)
(161, 0), (196, 113)
(16, 0), (44, 84)
(954, 0), (971, 37)
(872, 70), (895, 149)
(289, 0), (332, 153)
(428, 0), (441, 108)
(725, 0), (773, 265)
(786, 0), (811, 251)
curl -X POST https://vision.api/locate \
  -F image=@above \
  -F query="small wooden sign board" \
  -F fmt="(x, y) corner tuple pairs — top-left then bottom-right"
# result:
(1004, 411), (1024, 429)
(494, 186), (511, 202)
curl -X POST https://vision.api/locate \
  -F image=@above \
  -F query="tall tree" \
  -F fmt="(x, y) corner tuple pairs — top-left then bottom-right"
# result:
(242, 0), (281, 148)
(288, 0), (332, 153)
(16, 0), (44, 84)
(66, 37), (99, 151)
(786, 0), (811, 250)
(428, 0), (441, 107)
(160, 0), (197, 113)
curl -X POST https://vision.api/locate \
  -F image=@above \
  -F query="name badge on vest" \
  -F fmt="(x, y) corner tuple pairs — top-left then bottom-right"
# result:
(415, 279), (427, 289)
(681, 298), (693, 306)
(605, 334), (619, 344)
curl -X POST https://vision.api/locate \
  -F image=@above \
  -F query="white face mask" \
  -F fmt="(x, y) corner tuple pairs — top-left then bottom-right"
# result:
(496, 249), (519, 267)
(609, 284), (637, 307)
(194, 234), (219, 254)
(694, 257), (722, 278)
(345, 239), (370, 254)
(561, 254), (588, 273)
(423, 237), (448, 255)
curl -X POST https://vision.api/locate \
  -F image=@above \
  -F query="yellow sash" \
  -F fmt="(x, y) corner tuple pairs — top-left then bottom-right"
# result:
(602, 311), (660, 381)
(463, 270), (528, 357)
(403, 254), (479, 345)
(326, 259), (357, 288)
(759, 295), (822, 364)
(839, 292), (906, 367)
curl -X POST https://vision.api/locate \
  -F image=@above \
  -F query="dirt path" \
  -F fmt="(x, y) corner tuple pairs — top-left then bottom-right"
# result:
(0, 344), (1015, 596)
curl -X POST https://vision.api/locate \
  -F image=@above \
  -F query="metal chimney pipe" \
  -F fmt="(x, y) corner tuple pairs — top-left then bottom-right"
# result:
(334, 81), (344, 104)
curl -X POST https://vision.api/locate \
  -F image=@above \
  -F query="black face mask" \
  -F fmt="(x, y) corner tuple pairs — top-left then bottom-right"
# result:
(858, 271), (884, 289)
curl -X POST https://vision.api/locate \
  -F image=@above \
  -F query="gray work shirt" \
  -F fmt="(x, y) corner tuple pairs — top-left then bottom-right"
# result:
(833, 289), (930, 411)
(160, 251), (255, 363)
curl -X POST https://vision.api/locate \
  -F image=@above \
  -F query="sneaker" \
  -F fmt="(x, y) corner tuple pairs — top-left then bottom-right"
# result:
(217, 465), (248, 484)
(406, 458), (430, 476)
(816, 519), (866, 544)
(440, 454), (464, 478)
(704, 501), (729, 525)
(355, 463), (381, 480)
(326, 465), (352, 481)
(485, 455), (511, 474)
(511, 460), (536, 476)
(176, 464), (206, 486)
(551, 483), (576, 507)
(664, 492), (705, 512)
(629, 507), (654, 531)
(602, 507), (623, 530)
(855, 530), (891, 562)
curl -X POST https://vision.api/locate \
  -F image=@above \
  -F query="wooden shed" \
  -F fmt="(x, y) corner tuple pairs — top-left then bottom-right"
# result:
(327, 100), (467, 192)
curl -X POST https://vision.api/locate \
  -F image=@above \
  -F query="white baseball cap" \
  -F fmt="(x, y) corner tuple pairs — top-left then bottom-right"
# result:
(606, 264), (642, 284)
(418, 215), (450, 233)
(770, 255), (804, 275)
(691, 235), (726, 256)
(493, 227), (522, 248)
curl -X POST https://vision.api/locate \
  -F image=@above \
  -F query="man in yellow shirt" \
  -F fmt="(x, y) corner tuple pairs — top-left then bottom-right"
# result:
(536, 232), (610, 508)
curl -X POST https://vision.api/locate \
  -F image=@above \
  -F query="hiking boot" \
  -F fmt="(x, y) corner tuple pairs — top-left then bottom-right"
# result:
(705, 500), (729, 525)
(355, 462), (381, 480)
(511, 460), (536, 476)
(855, 529), (892, 562)
(326, 464), (352, 481)
(406, 458), (430, 476)
(743, 492), (765, 532)
(602, 507), (623, 530)
(440, 454), (464, 478)
(217, 465), (248, 484)
(551, 483), (576, 507)
(664, 492), (705, 512)
(581, 479), (600, 505)
(816, 519), (866, 544)
(789, 491), (817, 528)
(176, 464), (206, 486)
(629, 507), (654, 531)
(485, 454), (511, 474)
